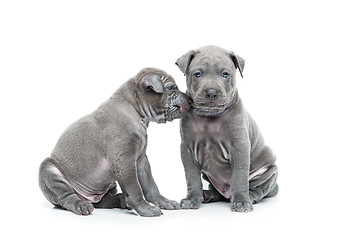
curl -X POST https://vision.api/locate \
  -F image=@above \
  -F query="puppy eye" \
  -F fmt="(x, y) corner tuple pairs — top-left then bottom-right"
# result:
(222, 71), (230, 78)
(194, 71), (202, 78)
(167, 85), (177, 91)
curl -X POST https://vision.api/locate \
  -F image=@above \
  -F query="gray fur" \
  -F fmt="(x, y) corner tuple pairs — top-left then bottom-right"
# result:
(175, 46), (278, 212)
(39, 68), (190, 217)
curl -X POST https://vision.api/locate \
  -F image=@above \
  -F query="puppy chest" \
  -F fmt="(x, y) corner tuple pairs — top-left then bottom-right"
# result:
(191, 138), (233, 196)
(192, 138), (231, 170)
(191, 118), (222, 135)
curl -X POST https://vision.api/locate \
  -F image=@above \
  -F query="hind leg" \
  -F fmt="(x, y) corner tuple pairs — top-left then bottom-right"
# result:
(249, 164), (278, 203)
(203, 184), (228, 203)
(39, 158), (94, 215)
(202, 174), (227, 203)
(93, 186), (128, 209)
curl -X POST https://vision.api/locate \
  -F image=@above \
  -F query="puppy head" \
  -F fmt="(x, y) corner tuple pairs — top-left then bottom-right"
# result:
(136, 68), (191, 123)
(176, 46), (244, 116)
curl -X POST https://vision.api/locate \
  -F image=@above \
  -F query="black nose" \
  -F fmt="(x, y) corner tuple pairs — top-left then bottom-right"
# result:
(204, 89), (218, 101)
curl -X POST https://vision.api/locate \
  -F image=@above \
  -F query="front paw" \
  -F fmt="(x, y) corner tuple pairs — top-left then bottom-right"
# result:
(180, 197), (202, 209)
(133, 202), (162, 217)
(151, 196), (180, 210)
(231, 201), (253, 213)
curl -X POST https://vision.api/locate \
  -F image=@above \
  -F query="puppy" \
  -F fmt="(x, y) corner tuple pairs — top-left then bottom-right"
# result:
(176, 46), (278, 212)
(39, 68), (190, 216)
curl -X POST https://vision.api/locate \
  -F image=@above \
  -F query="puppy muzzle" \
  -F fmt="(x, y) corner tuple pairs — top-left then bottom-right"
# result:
(165, 91), (191, 121)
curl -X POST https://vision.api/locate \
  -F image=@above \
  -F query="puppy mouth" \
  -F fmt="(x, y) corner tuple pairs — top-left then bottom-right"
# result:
(189, 90), (236, 116)
(193, 101), (226, 110)
(165, 104), (190, 121)
(191, 100), (228, 116)
(165, 92), (192, 121)
(174, 96), (192, 113)
(200, 101), (219, 107)
(176, 104), (190, 112)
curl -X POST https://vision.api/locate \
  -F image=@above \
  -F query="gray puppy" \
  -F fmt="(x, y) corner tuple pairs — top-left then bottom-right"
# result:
(175, 46), (278, 212)
(39, 68), (190, 217)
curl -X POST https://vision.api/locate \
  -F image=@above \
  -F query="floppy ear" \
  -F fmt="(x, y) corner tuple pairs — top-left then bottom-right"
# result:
(175, 50), (197, 75)
(229, 52), (245, 78)
(139, 74), (164, 93)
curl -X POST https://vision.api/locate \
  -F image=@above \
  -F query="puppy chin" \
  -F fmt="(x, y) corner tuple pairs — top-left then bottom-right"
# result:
(157, 118), (167, 123)
(150, 113), (167, 124)
(165, 110), (186, 122)
(191, 95), (233, 116)
(193, 106), (226, 117)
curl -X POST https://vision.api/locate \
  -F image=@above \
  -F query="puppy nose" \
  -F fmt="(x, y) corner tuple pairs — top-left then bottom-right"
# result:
(204, 89), (218, 101)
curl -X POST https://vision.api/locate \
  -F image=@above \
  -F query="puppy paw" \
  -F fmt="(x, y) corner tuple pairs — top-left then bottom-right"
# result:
(180, 197), (201, 209)
(203, 189), (225, 203)
(153, 196), (180, 210)
(203, 190), (213, 203)
(231, 201), (253, 213)
(134, 202), (162, 217)
(72, 200), (94, 215)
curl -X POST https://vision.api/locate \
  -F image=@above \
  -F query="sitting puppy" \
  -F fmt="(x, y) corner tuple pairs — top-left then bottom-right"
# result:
(176, 46), (278, 212)
(39, 68), (190, 217)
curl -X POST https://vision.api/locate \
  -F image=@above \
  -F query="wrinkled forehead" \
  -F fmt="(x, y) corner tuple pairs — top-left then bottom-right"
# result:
(161, 75), (175, 85)
(190, 52), (235, 71)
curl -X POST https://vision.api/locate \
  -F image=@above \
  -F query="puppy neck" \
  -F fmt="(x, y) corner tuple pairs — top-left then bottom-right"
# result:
(121, 80), (166, 124)
(109, 81), (151, 128)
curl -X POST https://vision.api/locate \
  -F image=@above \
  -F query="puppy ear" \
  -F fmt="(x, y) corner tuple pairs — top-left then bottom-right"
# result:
(175, 50), (197, 75)
(139, 74), (164, 93)
(229, 52), (245, 78)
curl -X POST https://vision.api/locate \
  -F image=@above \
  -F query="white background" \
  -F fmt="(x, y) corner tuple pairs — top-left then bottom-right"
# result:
(1, 0), (359, 239)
